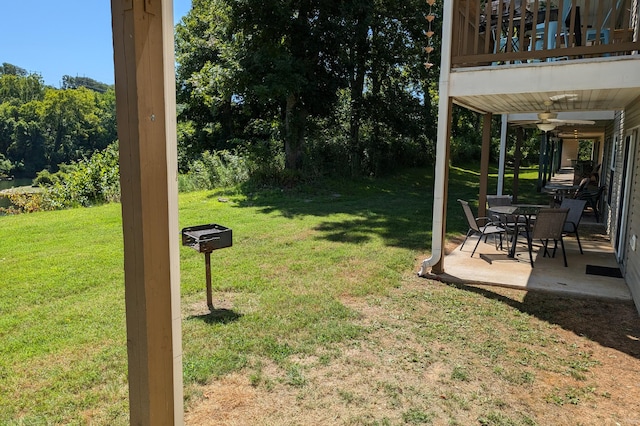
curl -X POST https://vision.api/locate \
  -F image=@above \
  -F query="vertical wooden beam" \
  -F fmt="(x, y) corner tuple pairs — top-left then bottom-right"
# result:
(497, 115), (508, 195)
(111, 0), (183, 424)
(478, 113), (492, 218)
(512, 127), (523, 203)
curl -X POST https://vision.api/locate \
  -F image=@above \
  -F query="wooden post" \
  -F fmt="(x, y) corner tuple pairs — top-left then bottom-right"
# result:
(111, 0), (184, 424)
(478, 113), (493, 218)
(512, 127), (523, 203)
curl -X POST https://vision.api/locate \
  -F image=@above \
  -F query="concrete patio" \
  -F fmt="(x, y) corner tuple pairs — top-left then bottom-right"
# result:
(422, 166), (632, 302)
(433, 226), (632, 301)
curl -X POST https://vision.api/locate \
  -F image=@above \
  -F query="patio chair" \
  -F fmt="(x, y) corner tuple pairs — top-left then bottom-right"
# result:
(560, 198), (587, 254)
(487, 195), (518, 249)
(526, 208), (569, 268)
(458, 199), (506, 258)
(577, 185), (605, 222)
(486, 194), (513, 224)
(571, 177), (591, 198)
(486, 195), (512, 207)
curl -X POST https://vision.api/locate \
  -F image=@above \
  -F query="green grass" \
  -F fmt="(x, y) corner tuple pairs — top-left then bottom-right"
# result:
(1, 165), (628, 424)
(0, 167), (438, 423)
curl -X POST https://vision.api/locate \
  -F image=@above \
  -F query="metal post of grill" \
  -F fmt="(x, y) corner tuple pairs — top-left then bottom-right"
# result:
(181, 224), (232, 310)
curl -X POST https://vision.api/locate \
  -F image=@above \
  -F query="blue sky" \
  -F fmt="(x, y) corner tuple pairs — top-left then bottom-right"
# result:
(1, 0), (192, 87)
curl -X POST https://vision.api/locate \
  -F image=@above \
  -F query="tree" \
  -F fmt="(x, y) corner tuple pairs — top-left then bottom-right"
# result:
(0, 70), (117, 176)
(177, 0), (350, 171)
(175, 0), (240, 164)
(175, 0), (442, 177)
(61, 76), (111, 94)
(39, 87), (102, 169)
(231, 0), (349, 170)
(0, 63), (28, 77)
(7, 100), (47, 176)
(0, 73), (45, 104)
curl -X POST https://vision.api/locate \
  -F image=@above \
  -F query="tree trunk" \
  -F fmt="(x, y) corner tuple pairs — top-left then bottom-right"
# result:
(348, 5), (371, 175)
(284, 93), (306, 171)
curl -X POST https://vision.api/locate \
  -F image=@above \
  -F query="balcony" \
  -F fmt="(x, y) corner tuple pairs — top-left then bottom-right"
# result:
(452, 0), (640, 68)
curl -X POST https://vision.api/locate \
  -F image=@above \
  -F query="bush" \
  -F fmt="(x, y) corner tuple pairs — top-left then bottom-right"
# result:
(179, 149), (255, 192)
(0, 191), (51, 214)
(0, 153), (14, 177)
(39, 142), (120, 209)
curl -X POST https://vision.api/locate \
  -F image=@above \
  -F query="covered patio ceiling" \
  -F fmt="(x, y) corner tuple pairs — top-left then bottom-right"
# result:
(454, 89), (624, 139)
(453, 87), (640, 115)
(449, 57), (640, 119)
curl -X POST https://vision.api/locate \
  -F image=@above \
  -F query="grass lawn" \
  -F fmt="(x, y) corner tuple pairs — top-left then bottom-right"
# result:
(1, 166), (638, 425)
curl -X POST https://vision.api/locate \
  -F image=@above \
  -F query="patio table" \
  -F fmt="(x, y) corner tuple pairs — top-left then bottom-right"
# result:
(543, 184), (581, 204)
(489, 204), (547, 258)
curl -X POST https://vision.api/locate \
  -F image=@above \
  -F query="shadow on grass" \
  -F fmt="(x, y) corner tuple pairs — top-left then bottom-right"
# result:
(447, 282), (640, 360)
(187, 308), (243, 325)
(218, 165), (547, 252)
(233, 168), (436, 251)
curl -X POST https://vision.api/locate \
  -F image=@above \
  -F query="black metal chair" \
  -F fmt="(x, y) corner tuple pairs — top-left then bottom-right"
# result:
(577, 185), (605, 222)
(458, 199), (505, 257)
(527, 208), (569, 267)
(486, 194), (513, 226)
(560, 198), (587, 254)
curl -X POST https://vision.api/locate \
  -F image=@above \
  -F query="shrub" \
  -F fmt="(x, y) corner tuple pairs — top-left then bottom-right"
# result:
(179, 149), (252, 192)
(0, 191), (51, 214)
(38, 142), (120, 209)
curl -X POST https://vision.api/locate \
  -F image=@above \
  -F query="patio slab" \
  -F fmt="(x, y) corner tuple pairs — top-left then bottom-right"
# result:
(430, 234), (632, 301)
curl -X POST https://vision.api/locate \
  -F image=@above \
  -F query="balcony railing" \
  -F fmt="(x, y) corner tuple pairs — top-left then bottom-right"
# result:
(452, 0), (640, 68)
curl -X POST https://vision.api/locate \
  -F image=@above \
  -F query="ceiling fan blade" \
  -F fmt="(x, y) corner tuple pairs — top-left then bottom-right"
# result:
(547, 118), (595, 125)
(510, 120), (540, 125)
(549, 93), (579, 102)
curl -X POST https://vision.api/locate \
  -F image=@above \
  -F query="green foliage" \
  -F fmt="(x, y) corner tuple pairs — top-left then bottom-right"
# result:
(0, 62), (28, 76)
(37, 142), (120, 208)
(61, 75), (112, 93)
(175, 0), (439, 177)
(179, 149), (251, 192)
(0, 191), (50, 214)
(577, 140), (593, 161)
(0, 153), (13, 176)
(0, 67), (116, 178)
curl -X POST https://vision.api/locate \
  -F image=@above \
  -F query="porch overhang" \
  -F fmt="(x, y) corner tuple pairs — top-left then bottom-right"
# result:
(449, 57), (640, 115)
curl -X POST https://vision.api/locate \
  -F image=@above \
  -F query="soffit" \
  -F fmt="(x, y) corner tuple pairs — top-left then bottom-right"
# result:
(449, 57), (640, 116)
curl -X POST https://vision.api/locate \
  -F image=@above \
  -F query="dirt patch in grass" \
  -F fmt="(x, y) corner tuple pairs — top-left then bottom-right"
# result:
(185, 277), (640, 425)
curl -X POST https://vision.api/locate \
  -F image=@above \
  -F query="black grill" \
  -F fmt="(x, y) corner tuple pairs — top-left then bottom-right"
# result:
(181, 224), (232, 310)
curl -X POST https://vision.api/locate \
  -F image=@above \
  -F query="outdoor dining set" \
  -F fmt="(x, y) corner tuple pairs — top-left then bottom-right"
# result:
(458, 192), (590, 268)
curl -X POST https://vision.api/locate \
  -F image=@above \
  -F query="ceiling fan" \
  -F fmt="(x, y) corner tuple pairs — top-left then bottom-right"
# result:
(533, 100), (595, 132)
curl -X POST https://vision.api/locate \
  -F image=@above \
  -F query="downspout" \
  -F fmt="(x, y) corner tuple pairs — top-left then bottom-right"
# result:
(418, 0), (454, 277)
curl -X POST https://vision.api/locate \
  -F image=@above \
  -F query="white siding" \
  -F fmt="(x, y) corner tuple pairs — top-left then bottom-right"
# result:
(622, 98), (640, 313)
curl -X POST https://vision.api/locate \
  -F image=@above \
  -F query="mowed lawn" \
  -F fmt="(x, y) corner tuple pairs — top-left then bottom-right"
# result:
(0, 168), (435, 423)
(2, 166), (638, 425)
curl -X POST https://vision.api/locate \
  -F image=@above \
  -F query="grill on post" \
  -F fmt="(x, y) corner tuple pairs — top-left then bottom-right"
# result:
(181, 224), (232, 310)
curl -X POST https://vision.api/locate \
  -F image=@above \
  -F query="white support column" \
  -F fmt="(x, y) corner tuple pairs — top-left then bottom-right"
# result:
(111, 0), (183, 424)
(419, 0), (454, 276)
(497, 114), (508, 195)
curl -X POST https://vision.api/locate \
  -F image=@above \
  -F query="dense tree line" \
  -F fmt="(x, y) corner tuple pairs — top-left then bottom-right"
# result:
(0, 63), (116, 177)
(175, 0), (441, 177)
(1, 2), (539, 186)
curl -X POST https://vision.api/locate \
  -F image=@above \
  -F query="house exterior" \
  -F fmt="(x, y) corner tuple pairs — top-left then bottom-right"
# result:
(420, 0), (640, 313)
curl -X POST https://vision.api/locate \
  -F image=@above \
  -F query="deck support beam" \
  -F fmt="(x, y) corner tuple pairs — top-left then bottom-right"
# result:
(479, 113), (492, 218)
(111, 0), (184, 424)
